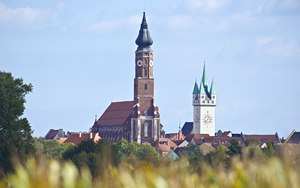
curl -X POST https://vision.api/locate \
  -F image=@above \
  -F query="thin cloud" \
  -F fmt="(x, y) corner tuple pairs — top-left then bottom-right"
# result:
(256, 36), (274, 46)
(185, 0), (228, 10)
(0, 2), (65, 27)
(0, 2), (46, 24)
(266, 39), (300, 57)
(155, 15), (198, 29)
(90, 14), (141, 32)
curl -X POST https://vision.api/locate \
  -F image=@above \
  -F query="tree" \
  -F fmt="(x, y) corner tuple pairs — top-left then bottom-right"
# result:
(227, 138), (242, 156)
(0, 71), (34, 173)
(137, 143), (160, 164)
(206, 145), (230, 168)
(263, 140), (275, 157)
(245, 137), (260, 147)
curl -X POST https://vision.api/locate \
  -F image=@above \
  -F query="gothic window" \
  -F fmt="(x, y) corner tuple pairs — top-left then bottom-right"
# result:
(144, 69), (148, 77)
(144, 83), (147, 90)
(144, 122), (148, 137)
(145, 59), (148, 66)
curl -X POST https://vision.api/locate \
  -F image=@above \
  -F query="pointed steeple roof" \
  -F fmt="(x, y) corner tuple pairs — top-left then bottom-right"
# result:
(210, 79), (216, 95)
(201, 63), (208, 87)
(192, 81), (199, 94)
(199, 81), (206, 94)
(209, 80), (217, 95)
(135, 12), (153, 52)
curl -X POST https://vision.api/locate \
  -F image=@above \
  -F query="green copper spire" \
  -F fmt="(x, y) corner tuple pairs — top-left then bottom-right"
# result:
(192, 81), (199, 94)
(199, 81), (206, 94)
(201, 63), (208, 87)
(210, 79), (216, 95)
(179, 122), (182, 132)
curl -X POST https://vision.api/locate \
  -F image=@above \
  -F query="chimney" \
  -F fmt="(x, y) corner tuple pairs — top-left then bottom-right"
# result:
(90, 132), (92, 139)
(167, 139), (169, 146)
(79, 131), (81, 138)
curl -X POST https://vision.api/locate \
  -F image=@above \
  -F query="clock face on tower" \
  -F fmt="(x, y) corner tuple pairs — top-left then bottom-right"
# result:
(137, 60), (143, 67)
(149, 60), (153, 67)
(202, 113), (213, 125)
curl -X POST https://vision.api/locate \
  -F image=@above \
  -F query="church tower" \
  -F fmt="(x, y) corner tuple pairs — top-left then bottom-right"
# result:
(192, 64), (216, 136)
(131, 12), (160, 144)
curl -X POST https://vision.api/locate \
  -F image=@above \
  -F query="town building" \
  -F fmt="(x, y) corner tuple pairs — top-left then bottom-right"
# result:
(45, 129), (65, 140)
(91, 12), (163, 144)
(192, 65), (216, 136)
(63, 132), (101, 145)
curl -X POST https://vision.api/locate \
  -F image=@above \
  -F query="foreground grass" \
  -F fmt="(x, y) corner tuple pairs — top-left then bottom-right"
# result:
(0, 155), (299, 188)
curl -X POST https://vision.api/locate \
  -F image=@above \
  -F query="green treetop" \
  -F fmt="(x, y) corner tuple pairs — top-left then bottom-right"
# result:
(0, 71), (34, 173)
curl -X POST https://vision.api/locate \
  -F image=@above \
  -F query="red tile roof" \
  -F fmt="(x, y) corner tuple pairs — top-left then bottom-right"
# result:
(244, 134), (280, 144)
(221, 131), (231, 137)
(205, 136), (244, 144)
(151, 138), (178, 152)
(185, 134), (210, 142)
(193, 139), (205, 145)
(94, 101), (134, 128)
(58, 137), (67, 144)
(45, 129), (59, 140)
(63, 133), (101, 145)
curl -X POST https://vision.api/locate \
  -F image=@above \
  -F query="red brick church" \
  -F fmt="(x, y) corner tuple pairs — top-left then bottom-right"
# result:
(91, 12), (164, 144)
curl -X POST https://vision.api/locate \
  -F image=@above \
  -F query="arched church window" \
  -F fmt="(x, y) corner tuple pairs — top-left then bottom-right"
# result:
(144, 83), (147, 90)
(144, 69), (148, 77)
(145, 59), (148, 66)
(144, 122), (148, 137)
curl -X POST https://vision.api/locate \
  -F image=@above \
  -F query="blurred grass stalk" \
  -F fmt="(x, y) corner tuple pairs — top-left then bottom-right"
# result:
(0, 151), (299, 188)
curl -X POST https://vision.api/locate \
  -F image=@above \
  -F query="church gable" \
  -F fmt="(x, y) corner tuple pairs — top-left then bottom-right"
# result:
(96, 101), (134, 127)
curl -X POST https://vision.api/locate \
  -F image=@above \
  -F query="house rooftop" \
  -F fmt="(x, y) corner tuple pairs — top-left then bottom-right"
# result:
(93, 101), (134, 128)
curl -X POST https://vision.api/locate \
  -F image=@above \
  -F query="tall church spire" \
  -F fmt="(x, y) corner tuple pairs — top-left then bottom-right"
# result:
(135, 12), (153, 52)
(201, 63), (208, 87)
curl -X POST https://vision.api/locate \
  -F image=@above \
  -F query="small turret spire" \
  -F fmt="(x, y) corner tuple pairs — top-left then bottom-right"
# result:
(135, 12), (153, 52)
(192, 80), (199, 94)
(199, 81), (206, 94)
(210, 78), (216, 95)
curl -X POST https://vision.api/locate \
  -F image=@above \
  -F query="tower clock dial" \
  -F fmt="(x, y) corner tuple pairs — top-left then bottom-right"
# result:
(137, 60), (143, 67)
(149, 60), (153, 67)
(202, 113), (213, 125)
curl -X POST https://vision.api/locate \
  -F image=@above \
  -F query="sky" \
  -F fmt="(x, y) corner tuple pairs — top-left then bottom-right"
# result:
(1, 0), (300, 139)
